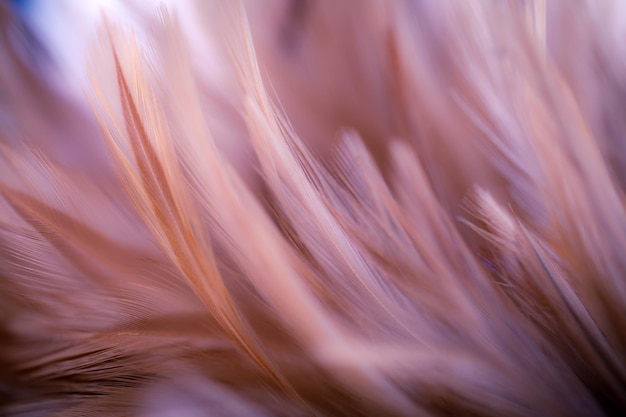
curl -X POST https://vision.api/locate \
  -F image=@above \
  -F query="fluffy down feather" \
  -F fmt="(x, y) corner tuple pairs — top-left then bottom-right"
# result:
(1, 1), (626, 416)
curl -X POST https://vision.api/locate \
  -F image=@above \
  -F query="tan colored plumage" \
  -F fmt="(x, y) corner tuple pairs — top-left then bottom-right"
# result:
(1, 1), (626, 415)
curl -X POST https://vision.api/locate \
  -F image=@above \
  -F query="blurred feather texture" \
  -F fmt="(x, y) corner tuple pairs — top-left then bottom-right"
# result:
(1, 1), (626, 416)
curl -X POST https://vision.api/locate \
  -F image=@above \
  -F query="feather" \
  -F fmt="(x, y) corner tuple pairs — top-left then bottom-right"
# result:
(1, 0), (626, 416)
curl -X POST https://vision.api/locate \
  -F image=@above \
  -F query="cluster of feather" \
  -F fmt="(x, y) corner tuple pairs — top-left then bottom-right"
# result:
(1, 1), (626, 416)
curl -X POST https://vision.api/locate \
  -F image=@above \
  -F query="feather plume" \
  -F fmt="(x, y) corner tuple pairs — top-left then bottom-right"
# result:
(1, 0), (626, 415)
